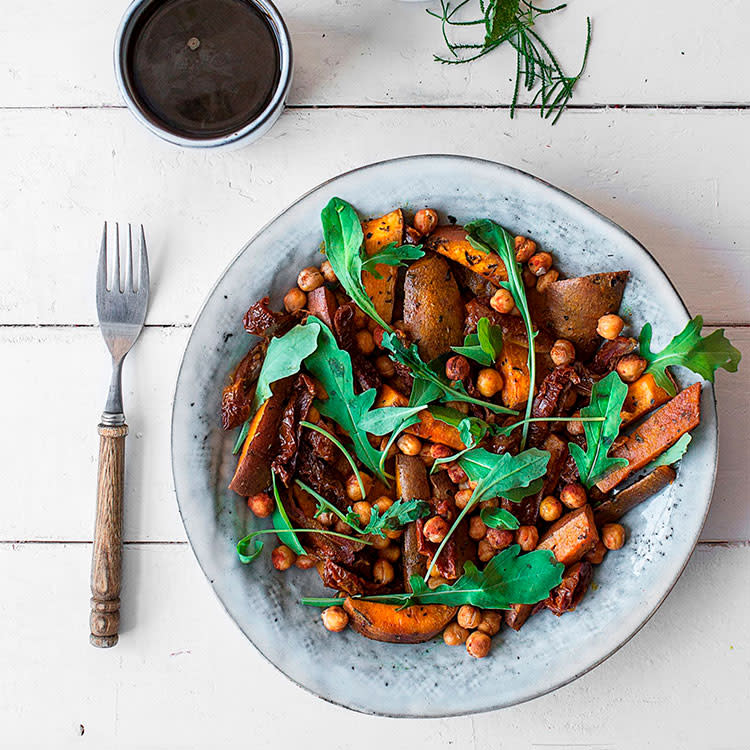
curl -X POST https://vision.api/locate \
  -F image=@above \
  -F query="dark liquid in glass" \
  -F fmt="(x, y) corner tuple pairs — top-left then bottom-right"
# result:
(126, 0), (281, 139)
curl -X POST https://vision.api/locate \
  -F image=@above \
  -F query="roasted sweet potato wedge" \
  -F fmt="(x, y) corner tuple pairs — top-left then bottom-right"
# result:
(594, 465), (677, 525)
(426, 224), (509, 286)
(498, 340), (531, 410)
(537, 505), (599, 565)
(361, 209), (404, 324)
(621, 372), (673, 426)
(343, 598), (457, 644)
(597, 383), (701, 493)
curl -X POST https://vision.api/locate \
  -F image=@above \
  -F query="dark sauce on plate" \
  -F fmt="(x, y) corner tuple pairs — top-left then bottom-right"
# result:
(126, 0), (281, 139)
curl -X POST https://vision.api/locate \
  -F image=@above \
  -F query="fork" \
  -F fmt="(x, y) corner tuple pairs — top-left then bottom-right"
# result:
(91, 223), (149, 648)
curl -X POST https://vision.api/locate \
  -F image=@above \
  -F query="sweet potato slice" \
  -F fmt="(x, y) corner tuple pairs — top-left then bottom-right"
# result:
(537, 271), (629, 357)
(621, 372), (673, 426)
(596, 383), (701, 493)
(402, 254), (464, 362)
(396, 455), (431, 590)
(537, 505), (599, 566)
(426, 225), (509, 286)
(498, 341), (531, 410)
(361, 209), (404, 324)
(594, 465), (676, 525)
(343, 598), (457, 644)
(306, 286), (338, 329)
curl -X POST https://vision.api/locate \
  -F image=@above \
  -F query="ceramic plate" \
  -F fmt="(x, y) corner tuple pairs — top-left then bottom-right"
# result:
(171, 155), (717, 717)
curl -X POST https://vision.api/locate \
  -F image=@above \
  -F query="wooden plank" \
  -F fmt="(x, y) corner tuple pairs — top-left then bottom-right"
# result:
(0, 542), (747, 746)
(0, 107), (749, 326)
(0, 326), (746, 543)
(1, 0), (749, 107)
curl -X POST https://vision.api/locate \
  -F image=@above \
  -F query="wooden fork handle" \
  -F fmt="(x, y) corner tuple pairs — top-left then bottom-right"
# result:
(90, 423), (128, 647)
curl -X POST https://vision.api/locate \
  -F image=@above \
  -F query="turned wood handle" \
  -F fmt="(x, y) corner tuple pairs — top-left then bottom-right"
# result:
(90, 423), (128, 647)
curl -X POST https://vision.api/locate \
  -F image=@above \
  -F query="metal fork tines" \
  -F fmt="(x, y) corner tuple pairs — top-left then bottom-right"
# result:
(96, 222), (150, 425)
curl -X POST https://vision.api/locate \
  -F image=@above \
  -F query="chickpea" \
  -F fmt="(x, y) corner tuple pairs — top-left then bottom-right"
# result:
(320, 259), (337, 283)
(428, 576), (450, 590)
(384, 528), (403, 540)
(477, 539), (496, 562)
(430, 443), (453, 460)
(514, 235), (537, 263)
(295, 554), (317, 570)
(374, 354), (395, 377)
(486, 528), (514, 551)
(566, 412), (585, 436)
(477, 610), (502, 636)
(560, 482), (588, 509)
(454, 488), (473, 510)
(370, 533), (390, 550)
(476, 368), (504, 398)
(469, 515), (487, 540)
(379, 544), (401, 563)
(397, 433), (422, 457)
(447, 464), (469, 485)
(466, 631), (492, 658)
(445, 355), (471, 381)
(414, 208), (439, 236)
(334, 519), (353, 535)
(351, 500), (372, 527)
(602, 523), (626, 550)
(247, 492), (274, 518)
(317, 511), (335, 527)
(443, 622), (470, 646)
(457, 604), (482, 630)
(516, 525), (539, 552)
(479, 497), (498, 511)
(271, 545), (296, 571)
(378, 436), (399, 462)
(423, 516), (450, 544)
(522, 269), (537, 288)
(283, 287), (307, 313)
(585, 539), (608, 564)
(404, 226), (422, 245)
(616, 354), (647, 383)
(321, 606), (349, 632)
(490, 287), (515, 314)
(597, 314), (625, 340)
(536, 268), (559, 293)
(550, 339), (576, 367)
(528, 251), (553, 276)
(418, 444), (436, 468)
(345, 473), (372, 502)
(297, 266), (324, 293)
(539, 496), (563, 523)
(353, 329), (374, 355)
(373, 559), (395, 585)
(373, 496), (393, 514)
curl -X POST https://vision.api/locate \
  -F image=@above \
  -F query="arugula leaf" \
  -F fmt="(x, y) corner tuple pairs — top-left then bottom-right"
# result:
(451, 333), (492, 366)
(302, 317), (384, 479)
(346, 498), (431, 537)
(237, 527), (372, 565)
(360, 241), (425, 279)
(360, 405), (424, 436)
(451, 318), (503, 367)
(408, 377), (444, 407)
(429, 405), (488, 447)
(480, 507), (520, 530)
(231, 419), (251, 455)
(302, 545), (563, 610)
(643, 433), (692, 473)
(568, 371), (629, 488)
(639, 315), (741, 396)
(270, 472), (306, 556)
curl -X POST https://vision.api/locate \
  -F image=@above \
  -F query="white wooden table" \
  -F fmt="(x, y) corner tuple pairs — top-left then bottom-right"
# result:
(2, 1), (749, 746)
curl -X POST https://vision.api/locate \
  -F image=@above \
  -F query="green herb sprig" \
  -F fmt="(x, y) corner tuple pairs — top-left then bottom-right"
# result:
(451, 316), (504, 366)
(360, 241), (425, 278)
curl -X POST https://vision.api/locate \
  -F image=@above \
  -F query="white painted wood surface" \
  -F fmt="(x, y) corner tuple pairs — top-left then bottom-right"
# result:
(1, 0), (749, 746)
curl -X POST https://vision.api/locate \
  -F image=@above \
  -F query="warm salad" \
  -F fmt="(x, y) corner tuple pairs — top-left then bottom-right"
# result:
(221, 198), (740, 658)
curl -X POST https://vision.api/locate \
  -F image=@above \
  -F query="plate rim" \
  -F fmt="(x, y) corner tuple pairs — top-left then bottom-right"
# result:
(170, 153), (719, 717)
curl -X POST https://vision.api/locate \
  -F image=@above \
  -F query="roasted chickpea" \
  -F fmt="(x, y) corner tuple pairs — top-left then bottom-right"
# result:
(321, 606), (349, 632)
(283, 287), (307, 313)
(418, 444), (436, 468)
(443, 622), (470, 646)
(247, 492), (274, 518)
(320, 259), (337, 283)
(602, 523), (626, 550)
(550, 338), (576, 367)
(397, 433), (422, 457)
(566, 412), (585, 436)
(447, 464), (469, 485)
(335, 519), (353, 535)
(429, 576), (450, 590)
(528, 251), (553, 276)
(373, 559), (395, 585)
(373, 496), (393, 514)
(295, 554), (317, 570)
(379, 544), (401, 563)
(384, 528), (403, 540)
(516, 525), (539, 552)
(560, 482), (588, 509)
(404, 225), (422, 245)
(351, 500), (372, 526)
(445, 355), (471, 381)
(469, 515), (487, 540)
(479, 497), (498, 511)
(457, 604), (482, 630)
(490, 287), (515, 314)
(317, 511), (336, 527)
(374, 354), (395, 377)
(514, 235), (537, 263)
(477, 539), (496, 562)
(414, 208), (439, 235)
(297, 266), (324, 293)
(597, 314), (625, 340)
(422, 514), (449, 542)
(271, 545), (296, 571)
(539, 496), (563, 523)
(486, 528), (514, 551)
(466, 631), (492, 658)
(345, 473), (372, 502)
(352, 329), (373, 356)
(378, 436), (399, 462)
(477, 610), (502, 636)
(454, 488), (473, 510)
(536, 268), (559, 293)
(616, 354), (647, 383)
(476, 368), (504, 398)
(370, 533), (390, 550)
(522, 269), (537, 288)
(430, 443), (453, 460)
(585, 539), (608, 564)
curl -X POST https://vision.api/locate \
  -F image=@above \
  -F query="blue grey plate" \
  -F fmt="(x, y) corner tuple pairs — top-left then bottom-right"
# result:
(171, 155), (717, 717)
